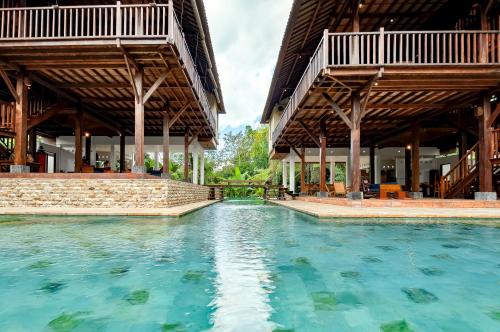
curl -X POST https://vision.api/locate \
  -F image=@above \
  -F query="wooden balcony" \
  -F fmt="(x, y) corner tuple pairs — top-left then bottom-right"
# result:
(0, 3), (217, 137)
(271, 29), (500, 147)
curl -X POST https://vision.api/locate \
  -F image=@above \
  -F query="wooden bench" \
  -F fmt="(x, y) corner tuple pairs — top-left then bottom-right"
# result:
(379, 184), (407, 199)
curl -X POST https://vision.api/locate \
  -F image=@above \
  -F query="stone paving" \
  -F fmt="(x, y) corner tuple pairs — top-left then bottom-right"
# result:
(0, 200), (218, 217)
(273, 199), (500, 222)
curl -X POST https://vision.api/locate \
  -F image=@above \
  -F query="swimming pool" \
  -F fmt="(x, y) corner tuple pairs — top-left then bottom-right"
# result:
(0, 201), (499, 331)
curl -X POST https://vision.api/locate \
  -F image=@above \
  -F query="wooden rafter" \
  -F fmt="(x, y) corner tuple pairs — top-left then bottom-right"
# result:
(0, 68), (18, 102)
(169, 103), (190, 129)
(322, 92), (352, 129)
(143, 70), (171, 104)
(298, 121), (321, 147)
(283, 137), (304, 159)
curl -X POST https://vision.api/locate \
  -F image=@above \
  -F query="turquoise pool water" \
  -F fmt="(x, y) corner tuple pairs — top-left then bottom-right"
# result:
(0, 201), (499, 331)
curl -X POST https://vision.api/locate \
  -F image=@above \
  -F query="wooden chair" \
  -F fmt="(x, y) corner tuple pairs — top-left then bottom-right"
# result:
(333, 182), (347, 197)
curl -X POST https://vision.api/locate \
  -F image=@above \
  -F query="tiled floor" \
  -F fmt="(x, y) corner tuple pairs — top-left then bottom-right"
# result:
(273, 199), (500, 221)
(0, 200), (218, 217)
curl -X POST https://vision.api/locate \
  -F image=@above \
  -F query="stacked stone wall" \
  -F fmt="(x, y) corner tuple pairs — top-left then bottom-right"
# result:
(0, 179), (210, 208)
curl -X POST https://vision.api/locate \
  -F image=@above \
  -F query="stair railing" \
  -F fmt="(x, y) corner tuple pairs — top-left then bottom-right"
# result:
(440, 142), (479, 198)
(0, 102), (15, 132)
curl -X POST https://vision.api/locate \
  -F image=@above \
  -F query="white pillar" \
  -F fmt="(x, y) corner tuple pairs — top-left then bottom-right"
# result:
(329, 156), (335, 184)
(110, 143), (116, 170)
(289, 154), (296, 193)
(154, 151), (159, 171)
(200, 151), (205, 185)
(282, 160), (288, 188)
(192, 150), (199, 184)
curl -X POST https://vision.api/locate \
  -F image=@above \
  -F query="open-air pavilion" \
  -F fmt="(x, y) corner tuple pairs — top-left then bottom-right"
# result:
(0, 0), (224, 185)
(262, 0), (500, 201)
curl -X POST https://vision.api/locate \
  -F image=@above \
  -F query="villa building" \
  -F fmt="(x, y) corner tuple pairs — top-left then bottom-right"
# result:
(0, 0), (224, 185)
(262, 0), (500, 200)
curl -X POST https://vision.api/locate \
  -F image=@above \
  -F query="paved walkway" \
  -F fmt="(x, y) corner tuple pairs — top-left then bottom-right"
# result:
(0, 200), (218, 217)
(273, 200), (500, 222)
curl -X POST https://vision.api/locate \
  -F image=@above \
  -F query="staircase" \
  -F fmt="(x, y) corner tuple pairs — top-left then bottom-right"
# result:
(0, 102), (15, 136)
(440, 129), (500, 198)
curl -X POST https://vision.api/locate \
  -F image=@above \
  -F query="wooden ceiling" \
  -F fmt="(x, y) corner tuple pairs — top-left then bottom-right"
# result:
(262, 0), (483, 122)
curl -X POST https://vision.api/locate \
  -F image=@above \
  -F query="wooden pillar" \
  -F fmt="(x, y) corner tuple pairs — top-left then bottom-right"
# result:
(411, 124), (421, 193)
(184, 130), (189, 181)
(405, 146), (411, 190)
(350, 93), (361, 196)
(478, 96), (493, 192)
(319, 119), (327, 196)
(134, 69), (145, 172)
(163, 112), (170, 177)
(74, 114), (83, 172)
(119, 133), (126, 173)
(479, 4), (489, 63)
(85, 135), (91, 164)
(28, 128), (37, 159)
(300, 146), (306, 194)
(351, 0), (360, 64)
(13, 72), (28, 168)
(369, 145), (375, 184)
(459, 131), (468, 159)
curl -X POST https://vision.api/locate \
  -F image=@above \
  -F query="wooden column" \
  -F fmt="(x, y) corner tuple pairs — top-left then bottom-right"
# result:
(74, 114), (83, 172)
(300, 146), (306, 194)
(350, 93), (361, 195)
(369, 145), (375, 184)
(405, 146), (411, 190)
(119, 134), (126, 173)
(134, 69), (145, 171)
(479, 4), (489, 64)
(478, 96), (493, 192)
(184, 130), (189, 181)
(85, 135), (91, 164)
(351, 0), (360, 64)
(13, 72), (28, 167)
(319, 119), (327, 195)
(162, 112), (170, 177)
(411, 124), (421, 193)
(459, 132), (468, 159)
(28, 128), (37, 159)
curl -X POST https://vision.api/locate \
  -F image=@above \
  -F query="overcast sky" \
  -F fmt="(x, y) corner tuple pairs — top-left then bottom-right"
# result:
(205, 0), (293, 133)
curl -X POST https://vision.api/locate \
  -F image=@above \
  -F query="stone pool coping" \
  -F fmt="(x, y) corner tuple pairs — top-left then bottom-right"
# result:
(271, 200), (500, 224)
(0, 200), (219, 217)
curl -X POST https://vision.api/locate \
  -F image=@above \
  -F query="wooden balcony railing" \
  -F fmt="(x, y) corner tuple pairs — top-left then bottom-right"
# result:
(0, 102), (15, 133)
(326, 30), (500, 66)
(271, 29), (500, 147)
(0, 3), (168, 39)
(440, 142), (479, 198)
(0, 2), (217, 136)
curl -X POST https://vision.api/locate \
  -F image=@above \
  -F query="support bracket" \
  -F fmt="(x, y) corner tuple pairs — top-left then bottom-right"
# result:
(0, 68), (18, 102)
(298, 121), (321, 148)
(322, 92), (352, 129)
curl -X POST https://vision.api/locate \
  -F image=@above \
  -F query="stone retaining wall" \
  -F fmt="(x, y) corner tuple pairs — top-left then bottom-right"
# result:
(0, 178), (210, 208)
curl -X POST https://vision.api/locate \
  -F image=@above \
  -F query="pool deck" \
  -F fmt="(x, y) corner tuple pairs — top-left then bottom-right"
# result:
(0, 200), (218, 217)
(272, 199), (500, 222)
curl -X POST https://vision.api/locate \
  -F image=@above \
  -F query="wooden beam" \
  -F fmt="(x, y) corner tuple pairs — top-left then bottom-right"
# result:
(446, 118), (478, 137)
(123, 53), (140, 98)
(143, 70), (171, 104)
(163, 112), (170, 177)
(319, 135), (327, 194)
(134, 69), (144, 171)
(28, 107), (76, 130)
(298, 121), (321, 148)
(169, 103), (190, 129)
(188, 127), (204, 146)
(74, 113), (83, 173)
(411, 124), (421, 193)
(0, 68), (18, 102)
(358, 71), (383, 125)
(283, 138), (303, 160)
(487, 104), (500, 128)
(478, 95), (493, 192)
(14, 72), (28, 166)
(322, 92), (352, 129)
(350, 93), (361, 195)
(119, 134), (126, 173)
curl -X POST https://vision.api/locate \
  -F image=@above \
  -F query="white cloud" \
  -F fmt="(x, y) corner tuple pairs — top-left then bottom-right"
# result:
(205, 0), (293, 131)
